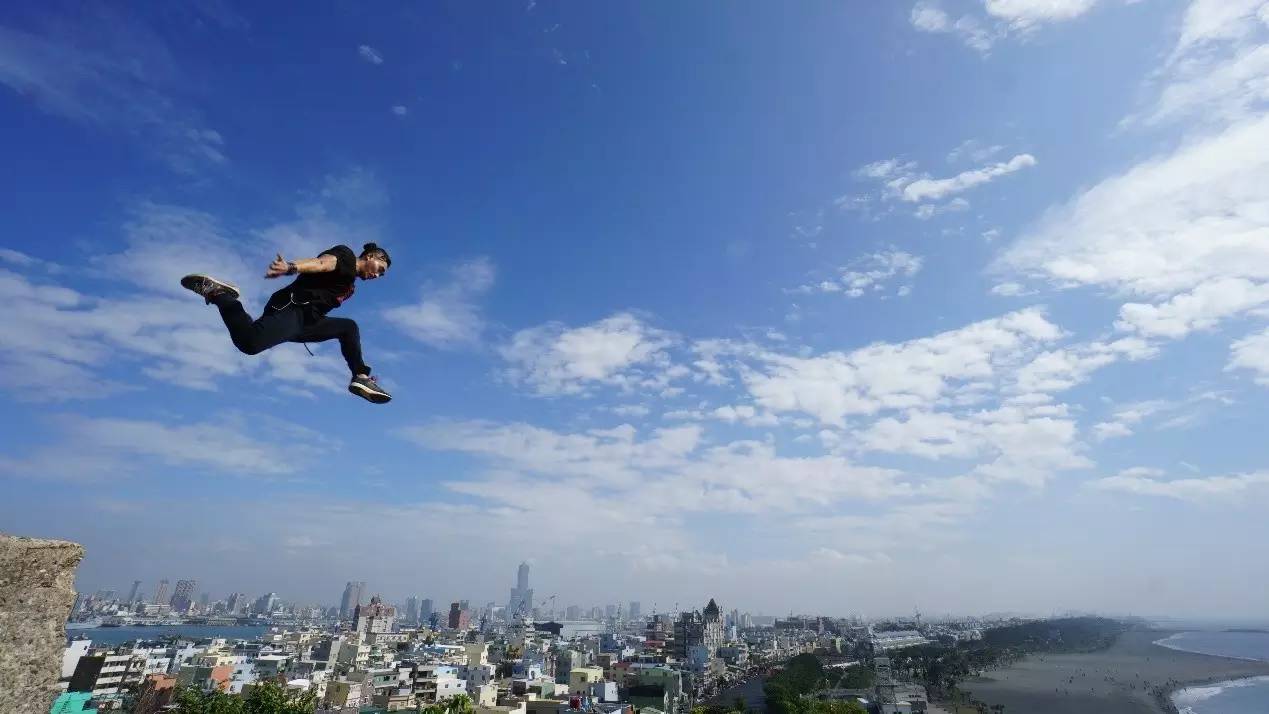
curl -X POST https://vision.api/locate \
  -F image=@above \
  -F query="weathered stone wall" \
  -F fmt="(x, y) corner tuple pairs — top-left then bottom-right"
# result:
(0, 534), (85, 714)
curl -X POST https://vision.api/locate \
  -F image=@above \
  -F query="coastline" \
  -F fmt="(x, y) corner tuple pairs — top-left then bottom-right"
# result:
(958, 630), (1269, 714)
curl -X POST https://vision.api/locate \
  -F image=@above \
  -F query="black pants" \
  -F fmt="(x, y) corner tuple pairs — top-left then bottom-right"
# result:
(212, 296), (369, 377)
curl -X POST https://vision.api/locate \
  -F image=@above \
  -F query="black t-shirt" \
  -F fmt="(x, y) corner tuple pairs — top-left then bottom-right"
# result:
(267, 245), (357, 317)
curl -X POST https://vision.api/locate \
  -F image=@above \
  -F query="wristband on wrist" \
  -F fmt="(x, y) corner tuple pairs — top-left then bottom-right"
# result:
(287, 261), (298, 275)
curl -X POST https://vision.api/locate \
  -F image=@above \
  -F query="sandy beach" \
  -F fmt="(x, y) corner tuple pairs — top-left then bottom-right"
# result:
(956, 630), (1269, 714)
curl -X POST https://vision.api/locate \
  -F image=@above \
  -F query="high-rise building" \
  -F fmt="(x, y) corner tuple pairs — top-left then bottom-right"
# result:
(339, 581), (365, 620)
(605, 604), (617, 619)
(405, 596), (420, 625)
(198, 593), (210, 611)
(507, 561), (534, 616)
(153, 580), (169, 606)
(355, 595), (397, 634)
(565, 605), (581, 620)
(629, 601), (642, 621)
(673, 598), (724, 659)
(448, 602), (470, 630)
(170, 580), (196, 613)
(127, 581), (142, 605)
(226, 592), (248, 614)
(420, 598), (434, 624)
(253, 592), (279, 615)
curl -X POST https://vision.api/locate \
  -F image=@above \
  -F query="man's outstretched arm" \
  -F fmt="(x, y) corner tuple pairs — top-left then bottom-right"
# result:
(265, 252), (337, 278)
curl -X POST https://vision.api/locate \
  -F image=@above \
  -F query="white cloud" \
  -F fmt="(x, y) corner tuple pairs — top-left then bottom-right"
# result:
(383, 257), (496, 348)
(501, 313), (679, 396)
(1088, 466), (1269, 501)
(1229, 327), (1269, 385)
(799, 250), (924, 298)
(854, 158), (917, 180)
(901, 154), (1037, 202)
(357, 45), (384, 65)
(1115, 278), (1269, 338)
(997, 114), (1269, 299)
(914, 197), (970, 220)
(1009, 337), (1156, 396)
(947, 139), (1005, 164)
(611, 404), (652, 418)
(400, 419), (914, 514)
(910, 2), (1000, 51)
(990, 281), (1034, 297)
(392, 105), (408, 116)
(851, 152), (1032, 218)
(911, 0), (1106, 51)
(851, 403), (1089, 487)
(984, 0), (1101, 28)
(1135, 0), (1269, 127)
(0, 248), (36, 267)
(911, 2), (952, 32)
(0, 413), (329, 482)
(98, 202), (259, 299)
(743, 308), (1063, 425)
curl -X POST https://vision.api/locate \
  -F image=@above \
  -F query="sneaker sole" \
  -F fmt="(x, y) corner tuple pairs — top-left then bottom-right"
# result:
(180, 274), (241, 300)
(349, 382), (392, 404)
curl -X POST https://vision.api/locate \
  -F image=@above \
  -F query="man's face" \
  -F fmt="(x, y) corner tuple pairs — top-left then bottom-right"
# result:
(359, 256), (388, 280)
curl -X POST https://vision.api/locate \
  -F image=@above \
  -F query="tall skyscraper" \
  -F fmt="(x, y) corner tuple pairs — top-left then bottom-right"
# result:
(507, 561), (534, 616)
(420, 598), (434, 624)
(127, 580), (142, 605)
(339, 581), (365, 620)
(405, 596), (420, 625)
(254, 592), (279, 615)
(226, 592), (247, 614)
(566, 605), (581, 620)
(629, 601), (642, 621)
(448, 602), (470, 629)
(170, 580), (196, 613)
(153, 580), (169, 606)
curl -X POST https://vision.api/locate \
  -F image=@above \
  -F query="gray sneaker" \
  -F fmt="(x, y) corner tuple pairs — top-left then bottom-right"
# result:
(349, 374), (392, 404)
(180, 274), (240, 304)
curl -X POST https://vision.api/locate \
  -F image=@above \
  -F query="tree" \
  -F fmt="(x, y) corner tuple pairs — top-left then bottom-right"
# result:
(241, 681), (316, 714)
(174, 681), (315, 714)
(174, 687), (244, 714)
(420, 694), (474, 714)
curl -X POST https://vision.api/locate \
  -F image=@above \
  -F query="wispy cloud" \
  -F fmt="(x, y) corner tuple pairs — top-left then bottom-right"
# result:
(0, 413), (331, 482)
(910, 0), (1106, 52)
(501, 313), (682, 396)
(1088, 466), (1269, 501)
(1229, 327), (1269, 386)
(796, 250), (924, 298)
(901, 154), (1037, 202)
(847, 150), (1035, 219)
(357, 45), (384, 65)
(383, 257), (497, 349)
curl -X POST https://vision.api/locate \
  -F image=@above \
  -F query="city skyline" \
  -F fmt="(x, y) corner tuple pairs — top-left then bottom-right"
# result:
(2, 0), (1268, 619)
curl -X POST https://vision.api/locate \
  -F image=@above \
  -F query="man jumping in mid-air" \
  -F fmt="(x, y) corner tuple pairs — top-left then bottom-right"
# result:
(180, 243), (393, 404)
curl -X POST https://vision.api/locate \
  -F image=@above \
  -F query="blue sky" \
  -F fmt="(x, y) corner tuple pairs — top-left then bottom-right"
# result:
(2, 0), (1269, 618)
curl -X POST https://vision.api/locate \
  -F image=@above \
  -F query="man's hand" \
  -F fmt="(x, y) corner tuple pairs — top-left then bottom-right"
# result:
(265, 253), (292, 279)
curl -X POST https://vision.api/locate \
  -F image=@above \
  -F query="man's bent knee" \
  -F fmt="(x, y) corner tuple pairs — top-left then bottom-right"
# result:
(233, 337), (267, 356)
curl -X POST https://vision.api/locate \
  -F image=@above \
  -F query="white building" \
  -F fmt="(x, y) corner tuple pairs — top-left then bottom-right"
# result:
(870, 631), (930, 652)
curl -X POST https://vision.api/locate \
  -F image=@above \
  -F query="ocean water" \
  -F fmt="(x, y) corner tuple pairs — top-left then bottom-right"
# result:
(1159, 631), (1269, 714)
(67, 624), (271, 646)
